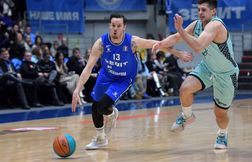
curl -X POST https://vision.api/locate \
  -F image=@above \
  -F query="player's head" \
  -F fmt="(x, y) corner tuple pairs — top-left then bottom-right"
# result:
(197, 0), (217, 22)
(109, 13), (126, 40)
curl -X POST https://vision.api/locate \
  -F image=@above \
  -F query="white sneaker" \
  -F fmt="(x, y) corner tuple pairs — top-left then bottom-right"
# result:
(85, 136), (108, 150)
(214, 132), (228, 149)
(171, 113), (196, 132)
(105, 107), (119, 134)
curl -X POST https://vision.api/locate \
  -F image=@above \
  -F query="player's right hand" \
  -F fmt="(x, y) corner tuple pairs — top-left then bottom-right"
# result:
(71, 89), (82, 112)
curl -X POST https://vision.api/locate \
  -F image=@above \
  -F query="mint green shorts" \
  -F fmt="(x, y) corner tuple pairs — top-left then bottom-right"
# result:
(190, 62), (239, 109)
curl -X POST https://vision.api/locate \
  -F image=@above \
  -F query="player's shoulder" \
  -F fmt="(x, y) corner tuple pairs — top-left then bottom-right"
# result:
(94, 37), (102, 45)
(206, 19), (224, 31)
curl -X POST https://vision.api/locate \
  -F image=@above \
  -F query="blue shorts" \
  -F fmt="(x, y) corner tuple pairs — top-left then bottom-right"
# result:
(91, 72), (134, 103)
(190, 62), (239, 109)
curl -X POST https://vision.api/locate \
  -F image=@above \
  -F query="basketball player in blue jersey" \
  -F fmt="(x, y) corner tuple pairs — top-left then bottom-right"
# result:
(153, 0), (239, 149)
(72, 13), (193, 150)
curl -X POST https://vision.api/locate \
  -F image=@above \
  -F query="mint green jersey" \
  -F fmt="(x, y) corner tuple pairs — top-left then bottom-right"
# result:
(191, 16), (239, 108)
(193, 16), (238, 74)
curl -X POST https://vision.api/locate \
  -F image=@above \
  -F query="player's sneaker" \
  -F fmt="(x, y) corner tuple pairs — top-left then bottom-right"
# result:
(105, 107), (119, 134)
(214, 132), (228, 149)
(85, 136), (108, 150)
(171, 113), (196, 132)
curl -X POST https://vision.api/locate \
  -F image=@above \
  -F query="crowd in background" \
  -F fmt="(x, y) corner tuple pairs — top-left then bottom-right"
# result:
(0, 3), (186, 110)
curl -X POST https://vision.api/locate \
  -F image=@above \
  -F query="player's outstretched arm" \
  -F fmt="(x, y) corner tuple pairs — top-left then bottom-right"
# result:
(131, 36), (159, 51)
(152, 20), (197, 54)
(72, 38), (102, 112)
(174, 13), (219, 53)
(165, 47), (193, 62)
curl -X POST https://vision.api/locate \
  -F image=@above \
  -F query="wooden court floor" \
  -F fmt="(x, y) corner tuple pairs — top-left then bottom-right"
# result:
(0, 99), (252, 162)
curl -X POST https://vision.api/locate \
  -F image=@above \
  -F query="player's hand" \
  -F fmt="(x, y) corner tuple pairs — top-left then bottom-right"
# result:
(71, 89), (82, 112)
(179, 51), (193, 62)
(152, 42), (161, 54)
(174, 13), (184, 31)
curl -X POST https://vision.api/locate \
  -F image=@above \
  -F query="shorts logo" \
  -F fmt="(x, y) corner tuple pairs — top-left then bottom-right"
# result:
(112, 92), (118, 97)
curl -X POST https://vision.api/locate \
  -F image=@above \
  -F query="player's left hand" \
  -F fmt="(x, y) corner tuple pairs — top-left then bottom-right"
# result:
(179, 51), (193, 62)
(174, 13), (184, 31)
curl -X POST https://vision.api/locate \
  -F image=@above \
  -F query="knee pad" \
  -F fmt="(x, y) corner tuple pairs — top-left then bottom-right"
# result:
(96, 94), (114, 115)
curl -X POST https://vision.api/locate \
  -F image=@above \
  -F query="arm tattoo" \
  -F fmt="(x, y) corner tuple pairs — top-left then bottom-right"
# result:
(98, 41), (104, 53)
(131, 40), (137, 53)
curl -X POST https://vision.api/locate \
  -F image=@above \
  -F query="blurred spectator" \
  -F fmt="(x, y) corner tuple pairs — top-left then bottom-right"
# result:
(67, 47), (96, 102)
(31, 47), (42, 63)
(145, 52), (167, 97)
(9, 30), (25, 60)
(32, 35), (43, 54)
(41, 44), (54, 61)
(0, 21), (9, 49)
(37, 51), (64, 106)
(156, 51), (182, 96)
(0, 48), (30, 109)
(55, 51), (82, 96)
(67, 47), (86, 75)
(24, 25), (36, 44)
(19, 51), (43, 107)
(0, 0), (14, 17)
(24, 35), (33, 52)
(50, 40), (59, 57)
(0, 0), (15, 28)
(8, 23), (19, 44)
(131, 50), (150, 99)
(58, 37), (69, 58)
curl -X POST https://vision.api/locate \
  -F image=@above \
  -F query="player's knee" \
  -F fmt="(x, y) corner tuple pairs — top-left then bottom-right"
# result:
(97, 104), (113, 115)
(179, 83), (190, 95)
(92, 102), (99, 114)
(96, 95), (114, 115)
(214, 106), (228, 118)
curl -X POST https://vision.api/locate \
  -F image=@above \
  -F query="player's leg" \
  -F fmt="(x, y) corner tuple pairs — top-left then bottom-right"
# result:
(171, 62), (212, 132)
(213, 105), (229, 149)
(97, 94), (119, 134)
(85, 75), (111, 150)
(85, 98), (113, 150)
(103, 79), (132, 134)
(213, 71), (238, 149)
(170, 76), (200, 132)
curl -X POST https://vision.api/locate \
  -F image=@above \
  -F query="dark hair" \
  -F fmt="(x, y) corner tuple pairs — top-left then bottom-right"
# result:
(72, 47), (80, 55)
(156, 51), (165, 59)
(0, 48), (7, 54)
(35, 35), (43, 45)
(109, 13), (126, 24)
(198, 0), (217, 9)
(55, 51), (64, 62)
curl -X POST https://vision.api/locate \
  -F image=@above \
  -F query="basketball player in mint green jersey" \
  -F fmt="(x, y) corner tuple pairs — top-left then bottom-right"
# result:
(71, 13), (192, 150)
(153, 0), (239, 149)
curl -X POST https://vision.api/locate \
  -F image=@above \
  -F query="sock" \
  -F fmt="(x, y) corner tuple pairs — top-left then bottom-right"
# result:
(96, 126), (105, 138)
(182, 105), (192, 118)
(218, 128), (227, 135)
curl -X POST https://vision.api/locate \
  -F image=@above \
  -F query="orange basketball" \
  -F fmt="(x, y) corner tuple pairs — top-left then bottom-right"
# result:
(53, 134), (76, 158)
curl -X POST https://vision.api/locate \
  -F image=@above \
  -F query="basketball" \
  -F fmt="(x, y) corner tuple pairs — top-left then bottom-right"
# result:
(53, 133), (76, 158)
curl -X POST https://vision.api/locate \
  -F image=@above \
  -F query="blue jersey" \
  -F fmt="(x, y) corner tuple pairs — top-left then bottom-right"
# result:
(100, 33), (138, 80)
